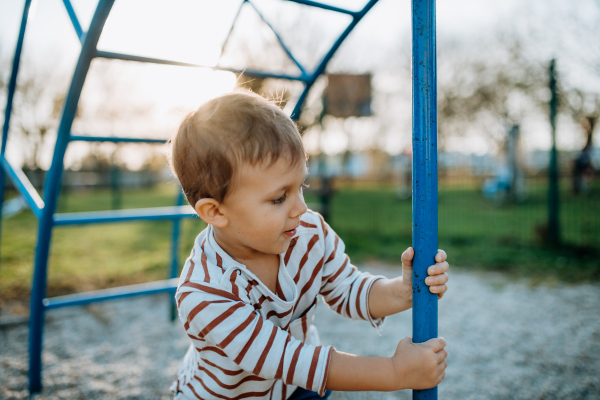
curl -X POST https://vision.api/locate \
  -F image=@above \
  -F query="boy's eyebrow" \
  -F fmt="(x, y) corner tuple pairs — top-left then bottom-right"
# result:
(267, 170), (308, 195)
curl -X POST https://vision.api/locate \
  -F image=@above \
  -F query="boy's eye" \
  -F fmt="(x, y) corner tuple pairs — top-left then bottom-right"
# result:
(272, 193), (287, 205)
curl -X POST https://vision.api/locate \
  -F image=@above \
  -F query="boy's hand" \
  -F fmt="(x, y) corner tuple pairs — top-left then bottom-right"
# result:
(391, 336), (447, 390)
(402, 247), (449, 299)
(368, 247), (449, 319)
(325, 337), (447, 392)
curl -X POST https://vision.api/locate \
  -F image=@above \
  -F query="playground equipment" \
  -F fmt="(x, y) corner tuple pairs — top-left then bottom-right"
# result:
(411, 1), (438, 399)
(1, 0), (438, 397)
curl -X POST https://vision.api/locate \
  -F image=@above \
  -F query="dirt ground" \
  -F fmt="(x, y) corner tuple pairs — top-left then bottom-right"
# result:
(1, 266), (599, 399)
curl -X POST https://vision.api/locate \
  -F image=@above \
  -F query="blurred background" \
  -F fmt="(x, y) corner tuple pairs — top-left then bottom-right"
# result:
(0, 0), (599, 312)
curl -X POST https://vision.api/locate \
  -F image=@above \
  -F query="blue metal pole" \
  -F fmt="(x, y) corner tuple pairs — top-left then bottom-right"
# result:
(290, 0), (380, 120)
(61, 0), (84, 42)
(411, 0), (438, 399)
(28, 0), (116, 393)
(169, 191), (185, 321)
(247, 0), (307, 77)
(0, 0), (34, 263)
(95, 51), (308, 82)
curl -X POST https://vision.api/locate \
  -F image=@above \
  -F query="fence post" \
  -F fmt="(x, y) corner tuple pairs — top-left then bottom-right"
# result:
(412, 0), (438, 399)
(547, 59), (560, 246)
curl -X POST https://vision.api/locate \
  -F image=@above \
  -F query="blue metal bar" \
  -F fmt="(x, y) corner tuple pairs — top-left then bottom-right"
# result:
(218, 0), (245, 62)
(70, 135), (167, 144)
(0, 157), (44, 219)
(247, 0), (307, 76)
(169, 191), (186, 320)
(411, 0), (438, 399)
(1, 0), (32, 156)
(0, 0), (34, 254)
(290, 0), (379, 120)
(53, 205), (197, 226)
(61, 0), (84, 42)
(29, 0), (117, 393)
(285, 0), (357, 16)
(95, 50), (309, 82)
(43, 278), (178, 310)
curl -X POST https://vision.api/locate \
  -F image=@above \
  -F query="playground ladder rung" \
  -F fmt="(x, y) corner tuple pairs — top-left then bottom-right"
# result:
(0, 157), (44, 218)
(53, 205), (197, 226)
(70, 135), (168, 144)
(42, 278), (179, 310)
(286, 0), (357, 16)
(95, 50), (309, 82)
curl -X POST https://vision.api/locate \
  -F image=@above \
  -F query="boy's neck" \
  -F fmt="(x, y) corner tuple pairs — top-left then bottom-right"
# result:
(212, 226), (280, 292)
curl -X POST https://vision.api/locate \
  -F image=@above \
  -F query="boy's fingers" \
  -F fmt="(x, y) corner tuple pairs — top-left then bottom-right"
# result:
(435, 249), (447, 263)
(428, 285), (447, 295)
(428, 261), (449, 276)
(425, 273), (448, 286)
(436, 349), (448, 363)
(401, 247), (414, 268)
(436, 371), (446, 385)
(424, 337), (446, 352)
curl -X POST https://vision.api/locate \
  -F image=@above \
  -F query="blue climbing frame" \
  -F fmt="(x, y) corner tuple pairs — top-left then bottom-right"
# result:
(0, 0), (437, 399)
(0, 0), (382, 394)
(412, 1), (438, 399)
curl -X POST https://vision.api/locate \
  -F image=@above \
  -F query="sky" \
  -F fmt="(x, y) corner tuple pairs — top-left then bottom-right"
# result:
(0, 0), (593, 169)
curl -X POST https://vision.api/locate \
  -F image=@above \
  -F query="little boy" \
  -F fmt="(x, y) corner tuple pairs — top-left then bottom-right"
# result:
(169, 91), (449, 400)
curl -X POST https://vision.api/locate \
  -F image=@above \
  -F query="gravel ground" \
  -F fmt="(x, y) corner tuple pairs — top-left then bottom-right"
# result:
(1, 266), (599, 400)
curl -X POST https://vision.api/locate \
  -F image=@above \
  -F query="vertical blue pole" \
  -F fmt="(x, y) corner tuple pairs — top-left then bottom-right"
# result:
(0, 0), (34, 261)
(412, 0), (438, 399)
(28, 0), (115, 393)
(169, 191), (184, 321)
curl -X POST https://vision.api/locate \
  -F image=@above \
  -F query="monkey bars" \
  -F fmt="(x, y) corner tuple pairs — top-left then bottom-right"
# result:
(1, 0), (438, 396)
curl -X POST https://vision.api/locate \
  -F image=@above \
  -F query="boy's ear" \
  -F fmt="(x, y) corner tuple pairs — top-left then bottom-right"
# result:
(194, 198), (228, 228)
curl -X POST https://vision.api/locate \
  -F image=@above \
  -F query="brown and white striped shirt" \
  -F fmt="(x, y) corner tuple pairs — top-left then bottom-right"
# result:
(171, 211), (384, 399)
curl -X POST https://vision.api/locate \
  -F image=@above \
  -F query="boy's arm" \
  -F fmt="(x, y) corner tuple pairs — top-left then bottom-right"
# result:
(368, 247), (449, 319)
(318, 222), (385, 327)
(177, 282), (334, 395)
(326, 337), (448, 391)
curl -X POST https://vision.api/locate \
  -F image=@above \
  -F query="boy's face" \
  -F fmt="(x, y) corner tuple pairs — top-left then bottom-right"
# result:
(218, 155), (308, 258)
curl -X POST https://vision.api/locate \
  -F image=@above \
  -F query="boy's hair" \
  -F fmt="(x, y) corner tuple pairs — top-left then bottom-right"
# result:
(170, 90), (306, 205)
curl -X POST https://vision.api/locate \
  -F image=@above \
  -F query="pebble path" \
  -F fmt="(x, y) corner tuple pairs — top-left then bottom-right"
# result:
(1, 266), (599, 399)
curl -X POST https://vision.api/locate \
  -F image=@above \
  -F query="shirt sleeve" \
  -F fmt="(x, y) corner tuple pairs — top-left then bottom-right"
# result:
(176, 281), (334, 396)
(317, 215), (385, 329)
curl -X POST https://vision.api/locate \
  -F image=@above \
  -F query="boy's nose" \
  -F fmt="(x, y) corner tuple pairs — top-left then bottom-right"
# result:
(291, 192), (308, 218)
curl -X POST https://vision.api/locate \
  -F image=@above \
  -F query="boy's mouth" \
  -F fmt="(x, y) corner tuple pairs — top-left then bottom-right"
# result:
(283, 226), (298, 237)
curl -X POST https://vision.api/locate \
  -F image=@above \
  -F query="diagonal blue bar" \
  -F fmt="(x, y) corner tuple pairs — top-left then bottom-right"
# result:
(2, 0), (33, 156)
(247, 0), (307, 76)
(53, 205), (197, 226)
(95, 50), (309, 82)
(218, 0), (245, 62)
(61, 0), (84, 42)
(285, 0), (357, 16)
(43, 278), (179, 310)
(70, 135), (168, 144)
(0, 157), (44, 219)
(290, 0), (379, 120)
(411, 0), (438, 399)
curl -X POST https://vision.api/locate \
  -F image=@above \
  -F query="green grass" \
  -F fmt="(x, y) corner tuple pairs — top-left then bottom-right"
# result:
(322, 182), (600, 283)
(1, 182), (599, 305)
(0, 185), (207, 303)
